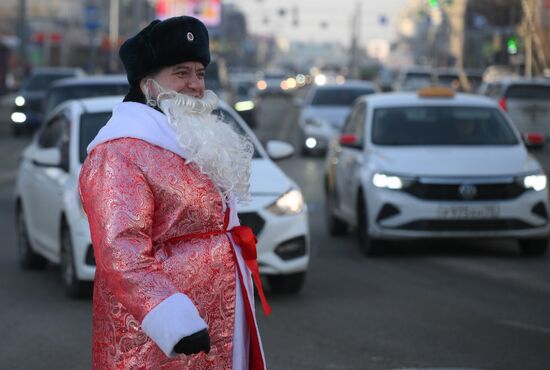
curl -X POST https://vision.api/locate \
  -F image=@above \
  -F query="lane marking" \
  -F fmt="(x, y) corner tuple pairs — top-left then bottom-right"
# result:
(431, 258), (550, 295)
(497, 319), (550, 335)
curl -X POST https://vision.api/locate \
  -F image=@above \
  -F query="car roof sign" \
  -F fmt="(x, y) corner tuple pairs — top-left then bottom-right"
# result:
(417, 86), (455, 98)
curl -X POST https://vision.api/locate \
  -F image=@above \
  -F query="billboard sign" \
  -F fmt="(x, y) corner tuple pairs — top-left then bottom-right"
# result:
(155, 0), (221, 27)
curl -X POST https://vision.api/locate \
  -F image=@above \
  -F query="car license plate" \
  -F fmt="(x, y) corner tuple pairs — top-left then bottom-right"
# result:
(438, 205), (499, 219)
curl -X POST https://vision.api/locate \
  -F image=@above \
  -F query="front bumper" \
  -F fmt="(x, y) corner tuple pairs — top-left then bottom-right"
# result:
(239, 195), (310, 275)
(367, 185), (550, 240)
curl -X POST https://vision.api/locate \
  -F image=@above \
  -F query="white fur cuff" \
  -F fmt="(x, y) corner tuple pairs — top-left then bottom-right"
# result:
(141, 293), (208, 357)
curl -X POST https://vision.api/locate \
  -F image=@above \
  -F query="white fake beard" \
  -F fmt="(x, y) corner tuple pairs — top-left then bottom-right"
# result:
(144, 83), (253, 202)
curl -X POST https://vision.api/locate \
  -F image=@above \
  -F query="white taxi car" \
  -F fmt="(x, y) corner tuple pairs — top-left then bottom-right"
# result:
(297, 80), (378, 155)
(325, 87), (549, 257)
(15, 96), (309, 297)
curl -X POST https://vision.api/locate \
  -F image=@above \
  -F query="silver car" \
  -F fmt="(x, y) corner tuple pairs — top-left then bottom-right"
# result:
(297, 80), (378, 156)
(479, 79), (550, 145)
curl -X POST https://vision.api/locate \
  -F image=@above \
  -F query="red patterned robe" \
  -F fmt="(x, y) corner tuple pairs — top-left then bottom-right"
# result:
(79, 137), (265, 369)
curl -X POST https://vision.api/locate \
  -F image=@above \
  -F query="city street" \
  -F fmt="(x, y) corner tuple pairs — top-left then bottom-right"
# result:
(1, 94), (550, 370)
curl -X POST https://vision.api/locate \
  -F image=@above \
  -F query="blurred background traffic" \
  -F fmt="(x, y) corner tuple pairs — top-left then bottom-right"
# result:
(1, 1), (550, 369)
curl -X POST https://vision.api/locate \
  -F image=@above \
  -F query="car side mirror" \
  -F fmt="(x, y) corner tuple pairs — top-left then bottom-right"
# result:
(31, 148), (61, 167)
(266, 140), (294, 160)
(523, 132), (545, 148)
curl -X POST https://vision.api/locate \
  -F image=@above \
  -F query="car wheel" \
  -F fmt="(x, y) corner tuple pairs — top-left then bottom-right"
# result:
(357, 195), (383, 257)
(325, 181), (348, 235)
(518, 238), (548, 257)
(61, 225), (91, 298)
(16, 206), (47, 269)
(267, 272), (306, 294)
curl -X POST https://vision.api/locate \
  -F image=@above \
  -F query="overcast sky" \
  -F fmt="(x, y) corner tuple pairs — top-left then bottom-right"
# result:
(224, 0), (409, 46)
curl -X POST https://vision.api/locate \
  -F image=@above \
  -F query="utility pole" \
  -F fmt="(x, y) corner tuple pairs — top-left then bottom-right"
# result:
(17, 0), (28, 81)
(349, 2), (361, 79)
(109, 0), (120, 72)
(521, 0), (548, 76)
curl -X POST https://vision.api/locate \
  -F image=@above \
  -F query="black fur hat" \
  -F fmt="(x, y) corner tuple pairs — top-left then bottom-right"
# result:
(119, 16), (210, 85)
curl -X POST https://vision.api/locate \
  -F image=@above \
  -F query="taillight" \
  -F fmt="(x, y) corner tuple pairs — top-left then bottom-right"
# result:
(499, 97), (507, 111)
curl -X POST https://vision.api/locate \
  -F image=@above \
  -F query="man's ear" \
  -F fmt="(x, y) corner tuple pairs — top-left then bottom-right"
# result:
(139, 79), (147, 96)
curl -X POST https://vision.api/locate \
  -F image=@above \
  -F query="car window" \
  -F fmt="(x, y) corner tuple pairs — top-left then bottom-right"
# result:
(46, 83), (129, 116)
(24, 73), (75, 92)
(212, 108), (260, 158)
(79, 112), (113, 163)
(400, 73), (433, 90)
(311, 88), (375, 106)
(483, 83), (501, 97)
(372, 106), (518, 146)
(505, 84), (550, 99)
(342, 102), (366, 145)
(438, 74), (459, 86)
(37, 115), (68, 148)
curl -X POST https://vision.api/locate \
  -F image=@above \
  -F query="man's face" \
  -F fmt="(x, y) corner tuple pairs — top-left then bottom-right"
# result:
(148, 61), (206, 98)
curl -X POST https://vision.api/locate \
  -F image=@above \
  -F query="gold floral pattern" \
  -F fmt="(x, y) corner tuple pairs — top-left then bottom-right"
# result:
(80, 138), (237, 369)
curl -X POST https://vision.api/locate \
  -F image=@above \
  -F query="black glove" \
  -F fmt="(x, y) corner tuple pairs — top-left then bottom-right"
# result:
(173, 329), (211, 355)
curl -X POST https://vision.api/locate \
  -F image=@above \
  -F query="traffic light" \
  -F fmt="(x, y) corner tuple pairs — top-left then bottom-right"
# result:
(507, 36), (518, 54)
(428, 0), (439, 8)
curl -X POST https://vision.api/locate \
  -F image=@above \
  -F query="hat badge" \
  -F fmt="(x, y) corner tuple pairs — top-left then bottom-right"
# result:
(187, 32), (194, 41)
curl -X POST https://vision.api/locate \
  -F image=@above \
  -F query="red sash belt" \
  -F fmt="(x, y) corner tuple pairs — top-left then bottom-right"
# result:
(163, 225), (272, 316)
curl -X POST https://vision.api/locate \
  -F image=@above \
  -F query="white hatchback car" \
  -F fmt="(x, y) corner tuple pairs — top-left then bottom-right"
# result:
(15, 96), (309, 297)
(297, 80), (378, 155)
(325, 87), (549, 257)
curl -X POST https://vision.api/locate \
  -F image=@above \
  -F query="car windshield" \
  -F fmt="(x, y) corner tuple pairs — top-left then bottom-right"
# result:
(401, 73), (433, 90)
(372, 106), (519, 146)
(438, 74), (460, 85)
(79, 112), (113, 163)
(24, 73), (75, 92)
(505, 84), (550, 99)
(311, 88), (375, 106)
(46, 84), (129, 116)
(213, 108), (260, 158)
(79, 108), (261, 163)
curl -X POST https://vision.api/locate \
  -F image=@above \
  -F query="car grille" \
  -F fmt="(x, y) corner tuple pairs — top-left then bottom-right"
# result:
(396, 219), (534, 231)
(238, 212), (265, 236)
(404, 182), (526, 201)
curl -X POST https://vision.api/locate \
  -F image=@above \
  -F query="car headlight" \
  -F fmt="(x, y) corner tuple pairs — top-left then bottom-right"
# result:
(517, 173), (547, 191)
(266, 189), (304, 215)
(14, 96), (25, 106)
(372, 173), (414, 190)
(11, 112), (27, 123)
(234, 100), (254, 111)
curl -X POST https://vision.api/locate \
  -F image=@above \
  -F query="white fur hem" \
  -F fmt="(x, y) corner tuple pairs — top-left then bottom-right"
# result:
(141, 293), (207, 357)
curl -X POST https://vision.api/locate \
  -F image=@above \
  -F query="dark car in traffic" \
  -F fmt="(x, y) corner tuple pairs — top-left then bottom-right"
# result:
(10, 67), (84, 135)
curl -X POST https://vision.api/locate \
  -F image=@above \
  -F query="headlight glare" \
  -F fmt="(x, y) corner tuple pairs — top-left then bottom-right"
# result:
(234, 100), (254, 111)
(15, 96), (25, 106)
(11, 112), (27, 123)
(519, 174), (547, 191)
(267, 189), (304, 215)
(372, 173), (413, 190)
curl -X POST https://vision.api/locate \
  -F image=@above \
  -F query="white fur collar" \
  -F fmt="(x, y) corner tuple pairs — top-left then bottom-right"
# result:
(87, 101), (239, 216)
(87, 101), (190, 159)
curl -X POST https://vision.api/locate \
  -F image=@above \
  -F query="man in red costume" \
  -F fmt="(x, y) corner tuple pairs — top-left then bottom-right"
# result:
(79, 16), (270, 369)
